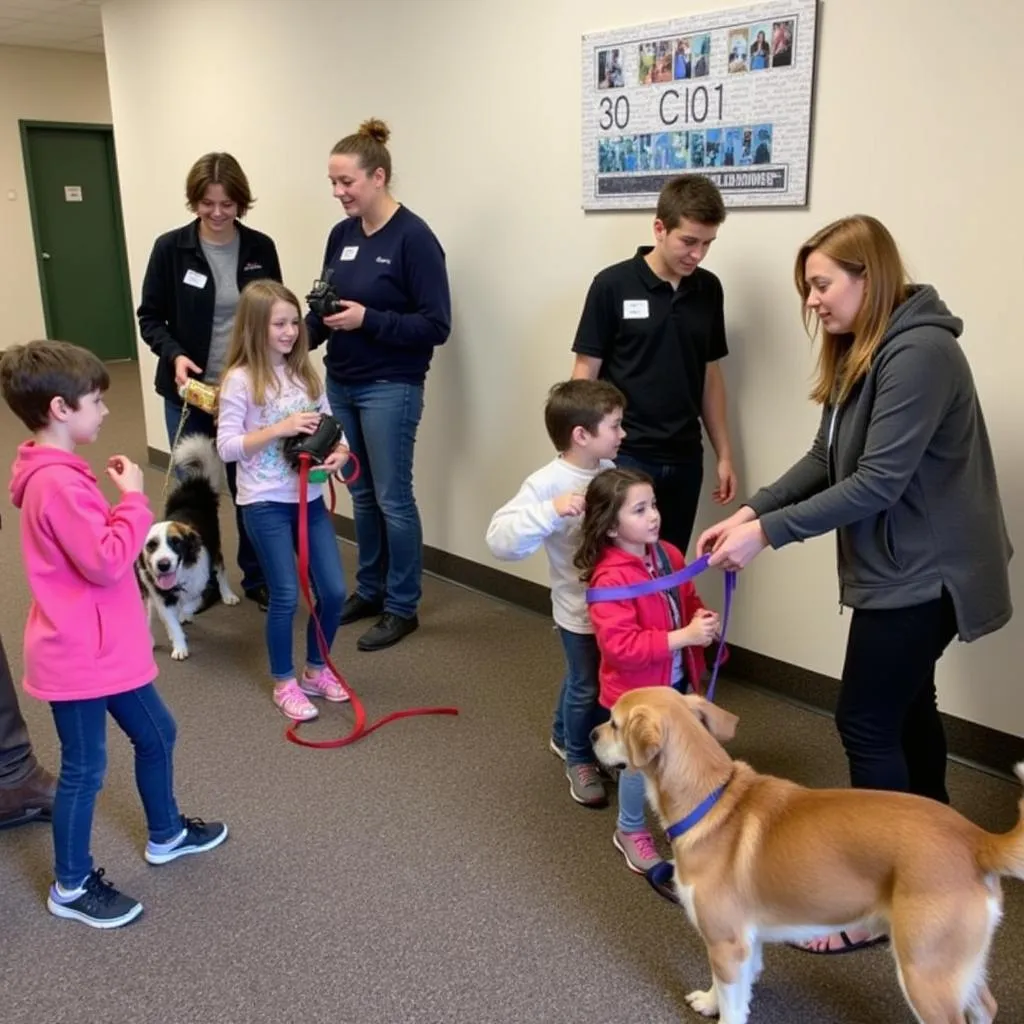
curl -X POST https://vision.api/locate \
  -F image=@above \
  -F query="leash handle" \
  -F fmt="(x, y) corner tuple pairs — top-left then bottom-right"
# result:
(338, 451), (361, 487)
(314, 451), (362, 492)
(286, 454), (458, 749)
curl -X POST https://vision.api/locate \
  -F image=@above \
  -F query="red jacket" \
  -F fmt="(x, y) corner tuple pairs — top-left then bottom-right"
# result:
(588, 542), (721, 709)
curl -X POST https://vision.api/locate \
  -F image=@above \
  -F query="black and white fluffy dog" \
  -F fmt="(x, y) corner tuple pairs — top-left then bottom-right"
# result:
(136, 435), (239, 660)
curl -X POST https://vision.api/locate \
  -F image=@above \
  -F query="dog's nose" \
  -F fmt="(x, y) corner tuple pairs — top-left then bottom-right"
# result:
(156, 559), (172, 572)
(589, 727), (600, 744)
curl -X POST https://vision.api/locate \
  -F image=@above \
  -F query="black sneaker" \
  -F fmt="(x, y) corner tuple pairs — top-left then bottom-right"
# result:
(47, 869), (143, 929)
(340, 593), (384, 625)
(145, 816), (229, 865)
(357, 613), (419, 652)
(245, 585), (270, 612)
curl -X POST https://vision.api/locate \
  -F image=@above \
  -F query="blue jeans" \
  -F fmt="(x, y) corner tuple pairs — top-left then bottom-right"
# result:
(615, 452), (704, 557)
(164, 400), (265, 593)
(325, 379), (424, 619)
(617, 768), (648, 832)
(241, 498), (347, 680)
(49, 684), (180, 888)
(551, 628), (601, 765)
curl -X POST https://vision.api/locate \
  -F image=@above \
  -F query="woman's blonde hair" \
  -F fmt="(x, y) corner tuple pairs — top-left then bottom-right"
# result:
(795, 214), (910, 405)
(221, 280), (323, 406)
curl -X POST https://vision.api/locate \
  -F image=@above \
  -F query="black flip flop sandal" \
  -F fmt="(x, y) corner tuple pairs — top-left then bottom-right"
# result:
(788, 930), (890, 955)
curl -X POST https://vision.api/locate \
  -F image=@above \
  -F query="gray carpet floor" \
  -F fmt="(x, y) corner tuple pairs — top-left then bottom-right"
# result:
(2, 362), (1023, 1024)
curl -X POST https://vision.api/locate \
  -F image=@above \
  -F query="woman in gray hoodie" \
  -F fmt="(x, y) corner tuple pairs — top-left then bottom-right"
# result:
(698, 214), (1013, 951)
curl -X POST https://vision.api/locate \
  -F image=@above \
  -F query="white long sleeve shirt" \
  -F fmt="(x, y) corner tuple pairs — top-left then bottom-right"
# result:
(485, 457), (614, 633)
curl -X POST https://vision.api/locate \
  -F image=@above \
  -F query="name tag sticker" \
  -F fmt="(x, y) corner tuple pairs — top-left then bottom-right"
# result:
(183, 269), (208, 289)
(623, 299), (649, 319)
(340, 246), (359, 261)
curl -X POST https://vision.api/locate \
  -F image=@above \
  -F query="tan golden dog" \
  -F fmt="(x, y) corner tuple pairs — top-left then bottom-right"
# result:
(591, 686), (1024, 1024)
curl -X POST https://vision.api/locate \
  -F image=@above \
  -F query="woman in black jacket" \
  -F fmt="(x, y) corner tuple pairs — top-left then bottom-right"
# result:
(137, 152), (282, 609)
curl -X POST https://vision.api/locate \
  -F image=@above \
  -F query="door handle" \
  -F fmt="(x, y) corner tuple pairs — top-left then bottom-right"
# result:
(40, 252), (51, 260)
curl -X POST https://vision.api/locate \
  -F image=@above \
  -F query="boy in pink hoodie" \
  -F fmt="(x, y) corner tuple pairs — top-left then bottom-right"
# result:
(1, 340), (228, 929)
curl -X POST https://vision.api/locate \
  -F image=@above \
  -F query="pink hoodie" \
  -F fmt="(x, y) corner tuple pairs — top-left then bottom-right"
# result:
(9, 442), (157, 702)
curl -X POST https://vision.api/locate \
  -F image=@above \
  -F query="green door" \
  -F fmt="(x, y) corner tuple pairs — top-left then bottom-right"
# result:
(21, 123), (135, 361)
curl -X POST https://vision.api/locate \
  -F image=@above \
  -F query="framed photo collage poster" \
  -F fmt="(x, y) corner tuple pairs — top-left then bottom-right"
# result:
(581, 0), (818, 210)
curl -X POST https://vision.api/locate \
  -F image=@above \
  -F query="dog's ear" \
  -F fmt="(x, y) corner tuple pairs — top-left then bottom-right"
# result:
(171, 524), (202, 565)
(624, 706), (663, 767)
(681, 693), (739, 743)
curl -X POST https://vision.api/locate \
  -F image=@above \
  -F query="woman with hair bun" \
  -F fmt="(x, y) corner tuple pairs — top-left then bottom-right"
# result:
(307, 118), (452, 652)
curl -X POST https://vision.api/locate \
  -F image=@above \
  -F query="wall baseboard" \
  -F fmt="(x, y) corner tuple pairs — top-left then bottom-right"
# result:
(149, 445), (1024, 780)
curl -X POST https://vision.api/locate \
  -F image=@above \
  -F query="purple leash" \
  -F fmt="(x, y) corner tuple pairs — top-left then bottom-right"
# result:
(586, 552), (736, 703)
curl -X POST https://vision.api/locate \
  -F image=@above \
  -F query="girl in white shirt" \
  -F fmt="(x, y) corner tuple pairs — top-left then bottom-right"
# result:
(217, 281), (351, 722)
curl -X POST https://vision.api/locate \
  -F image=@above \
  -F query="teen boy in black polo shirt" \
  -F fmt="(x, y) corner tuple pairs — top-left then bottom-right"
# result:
(571, 174), (737, 553)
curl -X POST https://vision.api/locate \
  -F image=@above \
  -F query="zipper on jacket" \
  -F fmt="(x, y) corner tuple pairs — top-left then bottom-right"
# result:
(829, 398), (844, 618)
(826, 403), (839, 486)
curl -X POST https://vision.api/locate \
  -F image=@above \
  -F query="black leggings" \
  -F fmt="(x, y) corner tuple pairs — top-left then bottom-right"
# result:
(835, 590), (958, 804)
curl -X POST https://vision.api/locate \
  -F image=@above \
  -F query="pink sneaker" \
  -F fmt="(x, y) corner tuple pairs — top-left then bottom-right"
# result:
(613, 828), (664, 874)
(300, 666), (350, 703)
(273, 680), (319, 721)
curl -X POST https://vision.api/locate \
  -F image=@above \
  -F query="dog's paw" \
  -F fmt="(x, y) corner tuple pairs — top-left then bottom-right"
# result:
(170, 646), (190, 661)
(685, 989), (719, 1017)
(180, 613), (194, 624)
(222, 592), (241, 606)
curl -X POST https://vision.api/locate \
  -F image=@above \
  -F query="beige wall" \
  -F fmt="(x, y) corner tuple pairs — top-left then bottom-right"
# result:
(101, 0), (1024, 735)
(0, 45), (112, 351)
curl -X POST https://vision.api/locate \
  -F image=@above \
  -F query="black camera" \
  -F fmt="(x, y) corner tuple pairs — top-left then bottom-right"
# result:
(305, 269), (342, 318)
(282, 415), (344, 471)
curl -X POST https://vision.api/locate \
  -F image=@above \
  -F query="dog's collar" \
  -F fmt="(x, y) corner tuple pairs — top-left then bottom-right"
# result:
(664, 770), (734, 841)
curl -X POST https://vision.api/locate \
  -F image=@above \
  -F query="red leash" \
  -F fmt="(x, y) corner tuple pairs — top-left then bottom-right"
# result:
(285, 452), (459, 749)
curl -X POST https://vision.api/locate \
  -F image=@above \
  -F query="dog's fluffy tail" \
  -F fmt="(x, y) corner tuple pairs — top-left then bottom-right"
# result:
(976, 762), (1024, 880)
(170, 434), (224, 490)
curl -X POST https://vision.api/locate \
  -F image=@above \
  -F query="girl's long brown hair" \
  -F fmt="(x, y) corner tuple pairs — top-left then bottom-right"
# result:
(221, 280), (323, 407)
(574, 467), (654, 583)
(796, 214), (909, 406)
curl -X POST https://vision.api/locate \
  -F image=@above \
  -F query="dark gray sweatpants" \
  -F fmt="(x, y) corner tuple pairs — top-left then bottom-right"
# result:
(0, 635), (35, 786)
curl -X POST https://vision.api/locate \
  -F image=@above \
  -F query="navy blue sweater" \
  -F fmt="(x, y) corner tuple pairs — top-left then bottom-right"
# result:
(306, 206), (451, 385)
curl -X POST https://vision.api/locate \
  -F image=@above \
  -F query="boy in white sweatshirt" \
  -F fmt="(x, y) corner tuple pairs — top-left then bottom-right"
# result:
(486, 380), (625, 807)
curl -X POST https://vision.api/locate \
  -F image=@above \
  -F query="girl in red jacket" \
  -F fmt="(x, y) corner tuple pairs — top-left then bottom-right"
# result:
(576, 467), (720, 875)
